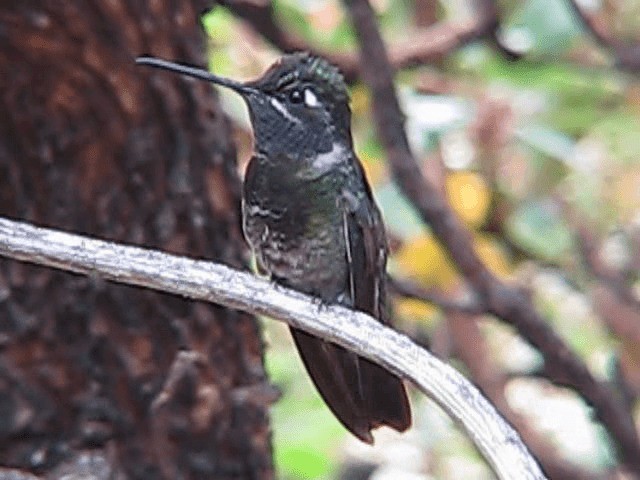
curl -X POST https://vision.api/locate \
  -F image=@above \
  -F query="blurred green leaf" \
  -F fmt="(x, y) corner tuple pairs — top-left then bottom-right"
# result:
(277, 447), (331, 479)
(274, 0), (315, 38)
(506, 200), (573, 261)
(516, 124), (575, 164)
(202, 7), (236, 39)
(502, 0), (582, 54)
(457, 47), (625, 136)
(265, 328), (344, 480)
(376, 181), (426, 239)
(464, 50), (602, 90)
(324, 19), (356, 49)
(592, 110), (640, 165)
(377, 0), (413, 37)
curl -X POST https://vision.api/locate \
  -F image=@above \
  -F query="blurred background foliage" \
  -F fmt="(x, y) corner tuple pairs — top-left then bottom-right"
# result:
(205, 0), (640, 478)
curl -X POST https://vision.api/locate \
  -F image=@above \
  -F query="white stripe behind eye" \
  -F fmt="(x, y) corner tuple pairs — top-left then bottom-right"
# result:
(304, 89), (319, 108)
(269, 97), (300, 124)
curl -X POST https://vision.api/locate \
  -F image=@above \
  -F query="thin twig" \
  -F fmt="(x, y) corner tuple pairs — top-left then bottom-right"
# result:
(0, 216), (545, 480)
(219, 0), (357, 80)
(341, 0), (640, 472)
(220, 0), (503, 82)
(557, 196), (640, 312)
(567, 0), (640, 72)
(388, 276), (485, 314)
(575, 223), (640, 312)
(447, 311), (600, 480)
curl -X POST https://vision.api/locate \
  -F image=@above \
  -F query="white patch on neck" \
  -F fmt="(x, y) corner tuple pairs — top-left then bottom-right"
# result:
(304, 89), (319, 108)
(312, 142), (345, 171)
(296, 143), (346, 180)
(269, 97), (300, 124)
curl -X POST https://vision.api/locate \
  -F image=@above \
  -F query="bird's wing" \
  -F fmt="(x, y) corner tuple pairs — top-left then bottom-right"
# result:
(335, 164), (412, 434)
(340, 182), (387, 321)
(289, 170), (411, 442)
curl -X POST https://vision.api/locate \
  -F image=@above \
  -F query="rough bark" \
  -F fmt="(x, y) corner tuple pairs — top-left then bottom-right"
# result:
(0, 2), (273, 479)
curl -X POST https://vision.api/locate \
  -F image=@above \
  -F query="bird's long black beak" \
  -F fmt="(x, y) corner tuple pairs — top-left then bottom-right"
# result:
(136, 56), (254, 95)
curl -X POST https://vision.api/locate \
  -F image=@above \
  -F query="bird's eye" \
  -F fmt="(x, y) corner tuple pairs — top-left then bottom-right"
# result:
(289, 89), (303, 104)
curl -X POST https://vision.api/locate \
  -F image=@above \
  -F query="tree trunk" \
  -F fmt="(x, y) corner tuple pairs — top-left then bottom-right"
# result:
(0, 2), (274, 478)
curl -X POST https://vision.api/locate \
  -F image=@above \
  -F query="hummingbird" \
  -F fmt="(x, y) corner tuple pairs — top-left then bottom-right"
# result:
(136, 52), (411, 443)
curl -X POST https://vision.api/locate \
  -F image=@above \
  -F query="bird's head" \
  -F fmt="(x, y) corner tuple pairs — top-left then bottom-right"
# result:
(137, 52), (352, 157)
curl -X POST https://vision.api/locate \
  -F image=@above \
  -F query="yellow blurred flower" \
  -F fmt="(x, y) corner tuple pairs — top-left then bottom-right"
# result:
(394, 298), (438, 322)
(446, 171), (491, 228)
(393, 234), (459, 288)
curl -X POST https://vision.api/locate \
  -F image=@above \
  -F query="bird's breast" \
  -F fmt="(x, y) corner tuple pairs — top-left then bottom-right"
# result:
(242, 157), (349, 299)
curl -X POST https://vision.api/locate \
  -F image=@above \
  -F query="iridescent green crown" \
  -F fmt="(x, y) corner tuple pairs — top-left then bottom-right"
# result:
(254, 52), (348, 101)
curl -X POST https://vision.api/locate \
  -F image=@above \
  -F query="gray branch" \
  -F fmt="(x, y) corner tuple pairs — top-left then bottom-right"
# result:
(0, 216), (546, 479)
